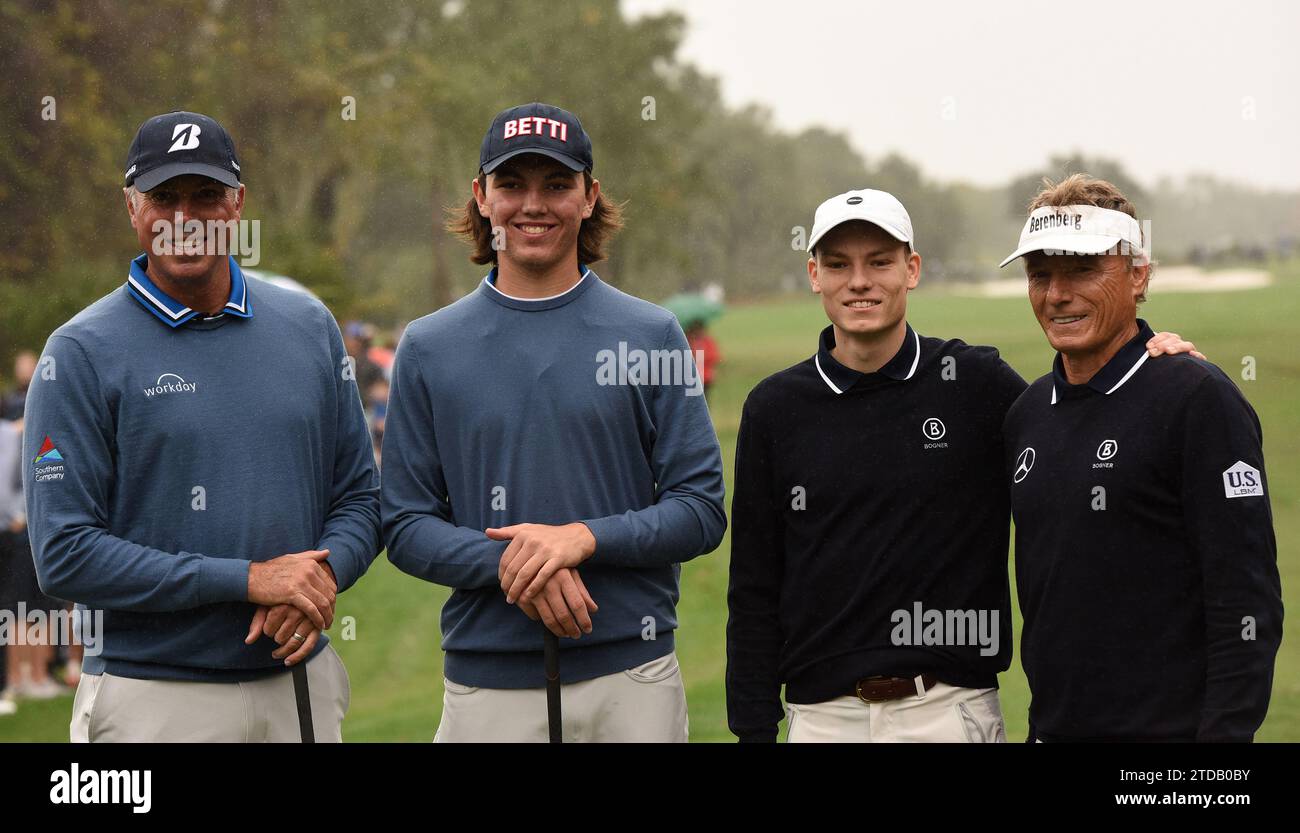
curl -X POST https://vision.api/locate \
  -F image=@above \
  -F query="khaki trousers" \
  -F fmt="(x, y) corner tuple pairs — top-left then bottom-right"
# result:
(786, 681), (1006, 743)
(70, 644), (350, 743)
(434, 651), (688, 743)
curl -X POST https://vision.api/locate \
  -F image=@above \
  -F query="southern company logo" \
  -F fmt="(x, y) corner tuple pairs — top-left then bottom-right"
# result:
(33, 435), (65, 482)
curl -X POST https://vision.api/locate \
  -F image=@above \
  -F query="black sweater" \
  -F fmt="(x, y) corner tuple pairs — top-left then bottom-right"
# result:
(1004, 321), (1283, 742)
(727, 324), (1027, 742)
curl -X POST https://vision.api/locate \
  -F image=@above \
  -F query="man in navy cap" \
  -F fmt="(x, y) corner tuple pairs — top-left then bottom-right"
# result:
(24, 111), (380, 741)
(382, 103), (727, 742)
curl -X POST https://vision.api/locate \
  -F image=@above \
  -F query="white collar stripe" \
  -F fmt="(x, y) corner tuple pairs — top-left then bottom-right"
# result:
(127, 275), (192, 320)
(224, 277), (248, 313)
(1106, 350), (1149, 394)
(486, 267), (591, 302)
(903, 328), (920, 380)
(1050, 349), (1148, 404)
(814, 354), (844, 395)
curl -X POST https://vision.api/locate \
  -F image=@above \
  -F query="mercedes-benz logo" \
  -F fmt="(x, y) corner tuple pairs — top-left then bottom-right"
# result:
(1013, 447), (1036, 483)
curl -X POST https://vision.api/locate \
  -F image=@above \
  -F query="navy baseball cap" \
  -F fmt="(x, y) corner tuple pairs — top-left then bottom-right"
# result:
(125, 111), (241, 192)
(479, 102), (593, 175)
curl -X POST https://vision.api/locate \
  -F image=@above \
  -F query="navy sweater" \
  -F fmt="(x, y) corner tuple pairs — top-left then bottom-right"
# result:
(23, 256), (381, 681)
(381, 268), (727, 687)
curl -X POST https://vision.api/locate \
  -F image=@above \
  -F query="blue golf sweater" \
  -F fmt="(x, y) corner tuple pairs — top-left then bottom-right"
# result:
(22, 255), (381, 681)
(382, 267), (727, 687)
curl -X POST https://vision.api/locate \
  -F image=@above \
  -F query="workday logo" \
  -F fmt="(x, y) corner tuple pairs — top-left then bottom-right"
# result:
(143, 373), (198, 397)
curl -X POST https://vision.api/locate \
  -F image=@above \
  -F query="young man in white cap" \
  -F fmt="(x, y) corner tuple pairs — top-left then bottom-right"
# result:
(727, 187), (1199, 742)
(1001, 174), (1282, 742)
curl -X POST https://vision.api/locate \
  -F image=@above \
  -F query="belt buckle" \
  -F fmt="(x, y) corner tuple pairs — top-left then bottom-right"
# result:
(854, 676), (894, 703)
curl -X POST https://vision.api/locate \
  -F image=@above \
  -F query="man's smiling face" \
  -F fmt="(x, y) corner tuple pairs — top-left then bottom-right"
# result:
(807, 220), (920, 338)
(126, 174), (243, 286)
(474, 154), (597, 274)
(1024, 251), (1148, 357)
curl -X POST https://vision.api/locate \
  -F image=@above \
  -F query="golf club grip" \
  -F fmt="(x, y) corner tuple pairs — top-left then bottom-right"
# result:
(544, 629), (562, 743)
(292, 662), (315, 743)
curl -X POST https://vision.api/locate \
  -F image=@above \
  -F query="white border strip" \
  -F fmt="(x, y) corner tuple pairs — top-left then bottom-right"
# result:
(813, 354), (843, 394)
(486, 267), (591, 302)
(127, 275), (191, 321)
(1105, 351), (1149, 394)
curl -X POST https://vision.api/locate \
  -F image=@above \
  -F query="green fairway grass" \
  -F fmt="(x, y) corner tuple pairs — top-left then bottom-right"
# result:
(2, 261), (1295, 742)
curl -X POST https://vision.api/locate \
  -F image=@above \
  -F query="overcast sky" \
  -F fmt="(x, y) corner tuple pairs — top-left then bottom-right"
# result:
(623, 0), (1300, 190)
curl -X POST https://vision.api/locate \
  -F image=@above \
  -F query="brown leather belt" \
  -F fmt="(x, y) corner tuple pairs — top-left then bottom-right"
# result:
(851, 674), (940, 702)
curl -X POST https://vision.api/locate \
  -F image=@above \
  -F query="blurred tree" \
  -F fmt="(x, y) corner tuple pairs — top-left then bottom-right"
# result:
(1, 0), (1296, 370)
(1005, 153), (1149, 217)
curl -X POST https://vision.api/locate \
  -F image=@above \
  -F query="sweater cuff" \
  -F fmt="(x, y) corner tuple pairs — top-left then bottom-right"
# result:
(582, 515), (636, 563)
(198, 557), (251, 605)
(317, 536), (357, 592)
(737, 730), (778, 743)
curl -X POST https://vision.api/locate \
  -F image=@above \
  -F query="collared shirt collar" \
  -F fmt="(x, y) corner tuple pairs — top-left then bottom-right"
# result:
(1049, 318), (1154, 404)
(126, 254), (254, 328)
(814, 322), (920, 395)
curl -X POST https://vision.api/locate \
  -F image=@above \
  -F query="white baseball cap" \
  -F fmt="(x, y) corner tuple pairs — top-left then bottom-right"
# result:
(1000, 204), (1147, 268)
(807, 188), (914, 253)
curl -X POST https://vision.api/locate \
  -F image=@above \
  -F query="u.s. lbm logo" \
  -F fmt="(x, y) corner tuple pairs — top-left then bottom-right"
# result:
(1223, 461), (1264, 499)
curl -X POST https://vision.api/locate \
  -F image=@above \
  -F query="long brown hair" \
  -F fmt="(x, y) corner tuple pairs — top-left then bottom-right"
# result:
(446, 171), (624, 266)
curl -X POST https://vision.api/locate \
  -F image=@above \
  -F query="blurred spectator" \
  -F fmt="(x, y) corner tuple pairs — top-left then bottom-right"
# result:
(0, 417), (61, 707)
(685, 321), (721, 397)
(343, 321), (385, 393)
(367, 377), (390, 469)
(1, 351), (37, 421)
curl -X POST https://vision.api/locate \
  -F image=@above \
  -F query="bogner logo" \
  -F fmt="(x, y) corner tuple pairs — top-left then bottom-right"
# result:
(1093, 439), (1117, 468)
(143, 373), (197, 397)
(1223, 461), (1263, 499)
(922, 417), (948, 449)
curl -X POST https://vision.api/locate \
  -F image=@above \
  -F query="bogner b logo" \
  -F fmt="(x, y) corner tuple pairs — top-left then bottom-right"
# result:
(1093, 439), (1117, 469)
(1223, 461), (1263, 499)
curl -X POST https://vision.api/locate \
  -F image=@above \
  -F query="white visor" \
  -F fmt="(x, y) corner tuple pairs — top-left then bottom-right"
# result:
(999, 204), (1147, 268)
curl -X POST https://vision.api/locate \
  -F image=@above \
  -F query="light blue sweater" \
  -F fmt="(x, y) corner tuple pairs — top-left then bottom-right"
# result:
(382, 268), (727, 687)
(23, 256), (381, 681)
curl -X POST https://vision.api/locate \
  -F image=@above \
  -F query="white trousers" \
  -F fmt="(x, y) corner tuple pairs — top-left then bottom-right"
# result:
(434, 652), (688, 743)
(786, 681), (1006, 743)
(70, 644), (350, 743)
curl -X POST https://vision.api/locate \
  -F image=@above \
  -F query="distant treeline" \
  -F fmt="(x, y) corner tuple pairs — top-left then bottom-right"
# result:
(3, 0), (1297, 361)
